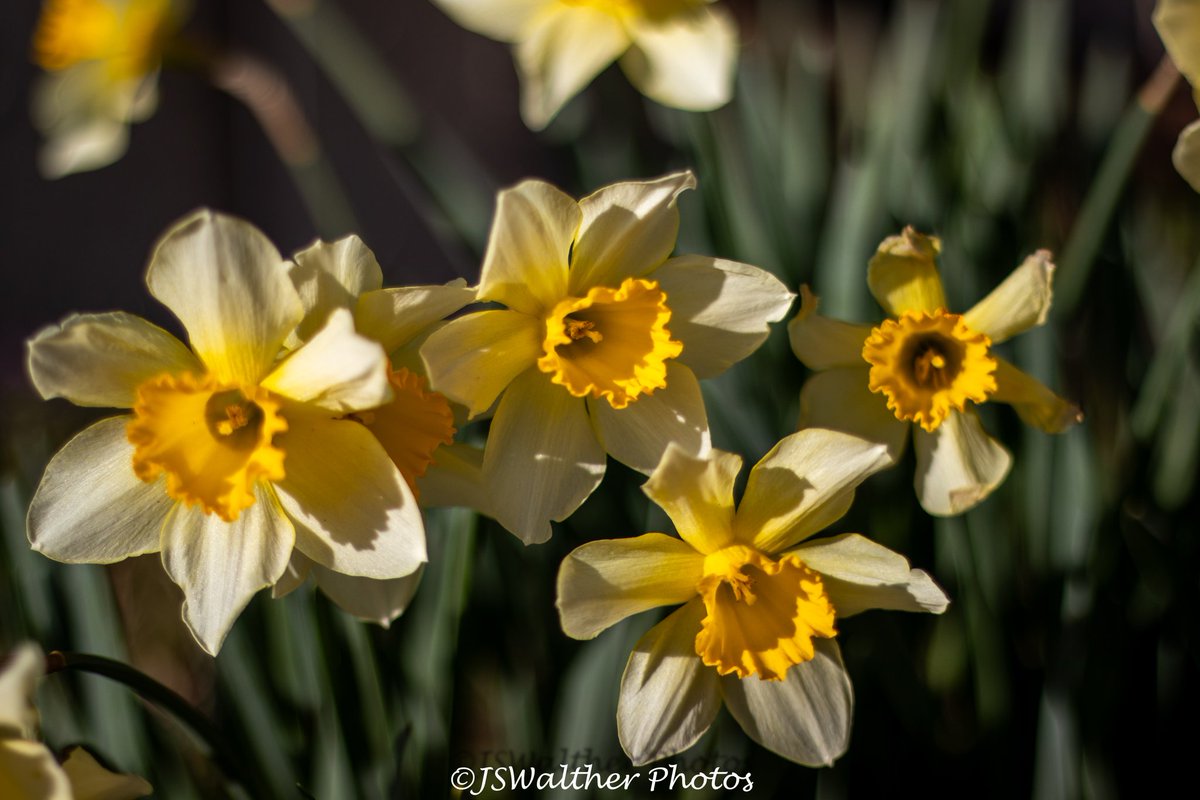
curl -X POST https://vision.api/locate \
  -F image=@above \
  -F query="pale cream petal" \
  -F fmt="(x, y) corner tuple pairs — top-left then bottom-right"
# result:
(1154, 0), (1200, 85)
(588, 362), (710, 474)
(1172, 118), (1200, 192)
(482, 369), (606, 544)
(991, 358), (1083, 433)
(31, 67), (145, 179)
(28, 417), (171, 565)
(420, 310), (542, 417)
(271, 551), (312, 599)
(962, 250), (1055, 343)
(0, 643), (42, 738)
(568, 171), (696, 294)
(261, 309), (391, 414)
(27, 312), (200, 409)
(477, 180), (580, 314)
(146, 209), (304, 386)
(161, 483), (295, 655)
(415, 442), (489, 512)
(0, 739), (72, 799)
(654, 255), (795, 378)
(61, 746), (152, 800)
(617, 599), (721, 766)
(866, 227), (947, 316)
(286, 235), (383, 346)
(735, 429), (892, 553)
(719, 638), (852, 767)
(620, 3), (737, 111)
(355, 281), (477, 354)
(311, 565), (424, 628)
(432, 0), (548, 42)
(516, 5), (630, 129)
(642, 443), (741, 555)
(788, 286), (873, 370)
(913, 409), (1012, 516)
(274, 415), (426, 579)
(798, 367), (909, 461)
(790, 534), (949, 617)
(557, 533), (704, 639)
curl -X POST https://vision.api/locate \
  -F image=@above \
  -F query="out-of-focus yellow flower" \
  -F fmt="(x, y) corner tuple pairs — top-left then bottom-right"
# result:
(1, 643), (152, 799)
(30, 0), (183, 178)
(432, 0), (738, 129)
(789, 227), (1082, 517)
(26, 210), (427, 655)
(420, 171), (795, 544)
(556, 432), (948, 765)
(1154, 0), (1200, 189)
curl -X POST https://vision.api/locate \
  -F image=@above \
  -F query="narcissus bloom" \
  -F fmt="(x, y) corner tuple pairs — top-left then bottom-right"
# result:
(26, 211), (426, 655)
(1154, 0), (1200, 189)
(1, 643), (152, 799)
(557, 431), (948, 766)
(790, 227), (1082, 516)
(432, 0), (738, 129)
(30, 0), (183, 178)
(420, 171), (795, 544)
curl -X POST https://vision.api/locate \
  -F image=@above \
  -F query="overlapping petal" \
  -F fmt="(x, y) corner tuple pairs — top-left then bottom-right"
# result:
(962, 251), (1055, 344)
(913, 408), (1012, 516)
(0, 738), (71, 799)
(788, 286), (873, 370)
(641, 443), (741, 554)
(621, 2), (737, 112)
(60, 747), (153, 799)
(798, 367), (909, 460)
(420, 311), (542, 416)
(791, 534), (949, 617)
(310, 565), (424, 628)
(287, 234), (384, 345)
(355, 281), (476, 354)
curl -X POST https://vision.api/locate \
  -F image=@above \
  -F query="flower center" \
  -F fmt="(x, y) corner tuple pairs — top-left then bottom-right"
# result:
(126, 372), (287, 522)
(32, 0), (172, 80)
(537, 277), (683, 410)
(694, 545), (837, 681)
(861, 309), (997, 432)
(348, 367), (456, 500)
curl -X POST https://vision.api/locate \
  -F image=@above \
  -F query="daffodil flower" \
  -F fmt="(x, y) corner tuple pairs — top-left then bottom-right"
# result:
(420, 171), (796, 544)
(789, 227), (1082, 516)
(30, 0), (183, 178)
(1154, 0), (1200, 189)
(26, 210), (426, 655)
(1, 643), (152, 799)
(556, 431), (949, 766)
(432, 0), (738, 129)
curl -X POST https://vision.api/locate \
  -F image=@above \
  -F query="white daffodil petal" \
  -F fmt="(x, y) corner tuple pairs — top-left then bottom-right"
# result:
(355, 281), (477, 354)
(32, 67), (143, 179)
(275, 415), (426, 579)
(0, 643), (42, 738)
(478, 180), (580, 313)
(557, 533), (704, 639)
(719, 638), (853, 767)
(27, 313), (200, 409)
(799, 367), (909, 461)
(642, 442), (740, 554)
(0, 739), (72, 799)
(61, 746), (152, 799)
(286, 235), (384, 346)
(914, 409), (1012, 516)
(162, 483), (295, 656)
(866, 227), (946, 316)
(617, 599), (721, 766)
(620, 4), (737, 112)
(992, 358), (1082, 433)
(420, 310), (542, 416)
(1172, 117), (1200, 192)
(415, 442), (489, 512)
(791, 534), (949, 616)
(569, 171), (696, 294)
(146, 209), (303, 386)
(261, 308), (391, 414)
(311, 564), (424, 629)
(589, 362), (710, 475)
(28, 417), (171, 565)
(736, 429), (892, 553)
(483, 369), (606, 544)
(271, 551), (313, 599)
(432, 0), (548, 42)
(654, 255), (795, 379)
(1154, 0), (1200, 85)
(788, 286), (873, 370)
(962, 250), (1055, 343)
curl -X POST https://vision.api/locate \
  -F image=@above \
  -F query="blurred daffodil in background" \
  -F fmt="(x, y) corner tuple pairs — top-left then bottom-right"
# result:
(790, 227), (1082, 516)
(557, 431), (948, 766)
(1154, 0), (1200, 190)
(432, 0), (738, 128)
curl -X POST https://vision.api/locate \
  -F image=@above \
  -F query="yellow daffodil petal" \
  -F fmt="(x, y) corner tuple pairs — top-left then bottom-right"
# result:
(991, 358), (1083, 433)
(146, 210), (304, 386)
(642, 443), (740, 554)
(787, 286), (872, 370)
(478, 179), (580, 313)
(161, 482), (295, 655)
(620, 2), (737, 111)
(310, 565), (425, 629)
(432, 0), (547, 42)
(655, 255), (796, 379)
(415, 442), (490, 512)
(420, 309), (542, 416)
(27, 312), (201, 409)
(355, 280), (477, 354)
(271, 551), (312, 599)
(286, 234), (384, 346)
(587, 361), (709, 474)
(962, 250), (1055, 343)
(913, 408), (1012, 516)
(274, 415), (426, 579)
(617, 599), (721, 767)
(482, 369), (606, 544)
(0, 643), (42, 738)
(866, 226), (947, 316)
(718, 638), (852, 767)
(789, 534), (949, 617)
(27, 417), (173, 564)
(0, 739), (71, 799)
(1172, 118), (1200, 192)
(1154, 0), (1200, 85)
(61, 746), (152, 800)
(31, 68), (147, 178)
(798, 367), (910, 461)
(568, 171), (695, 294)
(557, 533), (705, 639)
(735, 429), (891, 553)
